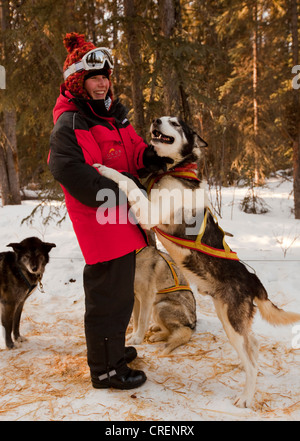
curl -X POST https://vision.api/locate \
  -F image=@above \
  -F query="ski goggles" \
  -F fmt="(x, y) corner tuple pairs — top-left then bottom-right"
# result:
(63, 47), (114, 81)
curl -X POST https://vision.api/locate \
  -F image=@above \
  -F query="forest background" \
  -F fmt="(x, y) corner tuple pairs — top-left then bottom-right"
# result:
(0, 0), (299, 218)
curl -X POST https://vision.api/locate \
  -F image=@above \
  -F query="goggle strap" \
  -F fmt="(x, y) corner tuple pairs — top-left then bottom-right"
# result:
(63, 61), (85, 80)
(75, 61), (84, 72)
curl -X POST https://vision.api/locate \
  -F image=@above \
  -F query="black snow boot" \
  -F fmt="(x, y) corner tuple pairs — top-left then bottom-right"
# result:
(89, 336), (146, 390)
(124, 346), (137, 363)
(91, 364), (147, 390)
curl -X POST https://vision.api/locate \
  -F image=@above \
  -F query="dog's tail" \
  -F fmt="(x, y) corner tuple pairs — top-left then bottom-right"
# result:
(162, 326), (193, 355)
(255, 297), (300, 326)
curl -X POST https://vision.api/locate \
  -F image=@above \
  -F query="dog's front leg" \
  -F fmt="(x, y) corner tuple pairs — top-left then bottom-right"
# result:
(13, 301), (28, 343)
(1, 303), (16, 349)
(94, 164), (157, 230)
(128, 296), (154, 345)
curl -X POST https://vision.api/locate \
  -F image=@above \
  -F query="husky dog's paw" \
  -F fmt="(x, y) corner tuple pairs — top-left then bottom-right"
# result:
(93, 163), (103, 172)
(161, 344), (172, 356)
(127, 333), (144, 345)
(7, 340), (22, 350)
(16, 335), (28, 343)
(93, 163), (131, 196)
(93, 164), (119, 182)
(149, 331), (169, 342)
(234, 394), (252, 408)
(93, 163), (115, 179)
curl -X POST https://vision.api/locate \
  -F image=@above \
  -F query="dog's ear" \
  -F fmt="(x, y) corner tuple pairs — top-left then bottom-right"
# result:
(180, 119), (208, 149)
(43, 242), (56, 253)
(194, 133), (208, 148)
(6, 242), (23, 253)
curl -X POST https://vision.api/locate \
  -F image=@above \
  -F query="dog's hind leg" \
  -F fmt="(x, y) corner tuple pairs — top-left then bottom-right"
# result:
(162, 326), (193, 355)
(149, 312), (170, 344)
(149, 328), (170, 343)
(213, 298), (258, 408)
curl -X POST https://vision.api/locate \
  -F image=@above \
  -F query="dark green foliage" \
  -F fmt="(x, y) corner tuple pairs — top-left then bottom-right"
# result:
(240, 189), (270, 215)
(0, 0), (298, 206)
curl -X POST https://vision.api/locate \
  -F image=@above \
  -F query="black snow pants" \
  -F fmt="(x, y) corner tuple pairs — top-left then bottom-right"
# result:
(83, 251), (136, 376)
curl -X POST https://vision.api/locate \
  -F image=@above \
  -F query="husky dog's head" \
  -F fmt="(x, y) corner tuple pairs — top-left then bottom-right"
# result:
(150, 116), (207, 167)
(7, 237), (56, 276)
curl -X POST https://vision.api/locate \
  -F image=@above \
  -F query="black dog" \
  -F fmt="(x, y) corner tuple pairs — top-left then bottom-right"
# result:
(0, 237), (56, 349)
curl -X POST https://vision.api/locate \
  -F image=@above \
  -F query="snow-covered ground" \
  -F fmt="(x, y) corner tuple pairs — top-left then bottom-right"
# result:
(0, 176), (299, 421)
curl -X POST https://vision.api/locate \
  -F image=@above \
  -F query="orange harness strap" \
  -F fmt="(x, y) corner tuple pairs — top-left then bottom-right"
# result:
(146, 163), (200, 194)
(135, 248), (191, 294)
(153, 208), (239, 261)
(156, 251), (191, 294)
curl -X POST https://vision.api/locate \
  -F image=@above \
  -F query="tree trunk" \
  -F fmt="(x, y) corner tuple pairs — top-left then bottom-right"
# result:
(0, 0), (21, 205)
(111, 0), (121, 98)
(252, 1), (260, 185)
(158, 0), (181, 116)
(3, 111), (21, 205)
(291, 0), (300, 219)
(0, 142), (9, 206)
(124, 0), (146, 139)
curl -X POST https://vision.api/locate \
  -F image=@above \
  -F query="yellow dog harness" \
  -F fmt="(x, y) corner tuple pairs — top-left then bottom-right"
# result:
(155, 251), (191, 294)
(153, 207), (239, 261)
(136, 247), (191, 294)
(145, 165), (239, 261)
(146, 163), (200, 194)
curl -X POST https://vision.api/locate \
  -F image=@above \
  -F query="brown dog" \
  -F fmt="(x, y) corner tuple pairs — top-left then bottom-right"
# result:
(0, 237), (56, 349)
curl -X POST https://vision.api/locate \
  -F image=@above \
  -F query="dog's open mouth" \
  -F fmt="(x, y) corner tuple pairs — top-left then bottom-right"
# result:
(151, 129), (174, 144)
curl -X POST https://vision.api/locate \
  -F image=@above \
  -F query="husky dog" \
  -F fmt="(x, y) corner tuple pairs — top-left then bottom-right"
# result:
(131, 245), (196, 355)
(0, 237), (56, 349)
(94, 116), (300, 408)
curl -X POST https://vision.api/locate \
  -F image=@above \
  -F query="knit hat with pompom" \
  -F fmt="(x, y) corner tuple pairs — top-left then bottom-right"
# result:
(63, 32), (112, 100)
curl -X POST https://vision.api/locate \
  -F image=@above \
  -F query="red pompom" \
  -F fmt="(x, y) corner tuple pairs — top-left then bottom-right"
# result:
(63, 32), (86, 53)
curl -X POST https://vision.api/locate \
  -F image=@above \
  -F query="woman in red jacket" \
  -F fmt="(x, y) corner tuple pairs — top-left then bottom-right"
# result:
(49, 33), (172, 390)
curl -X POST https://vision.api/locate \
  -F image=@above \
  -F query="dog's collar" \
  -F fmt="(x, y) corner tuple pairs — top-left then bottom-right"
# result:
(16, 265), (40, 295)
(147, 163), (200, 194)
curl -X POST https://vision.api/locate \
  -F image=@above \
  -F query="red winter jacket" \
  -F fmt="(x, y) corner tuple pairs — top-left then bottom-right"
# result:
(48, 86), (148, 264)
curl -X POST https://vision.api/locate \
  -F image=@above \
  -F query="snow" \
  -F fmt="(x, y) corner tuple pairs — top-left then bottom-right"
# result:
(0, 176), (300, 421)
